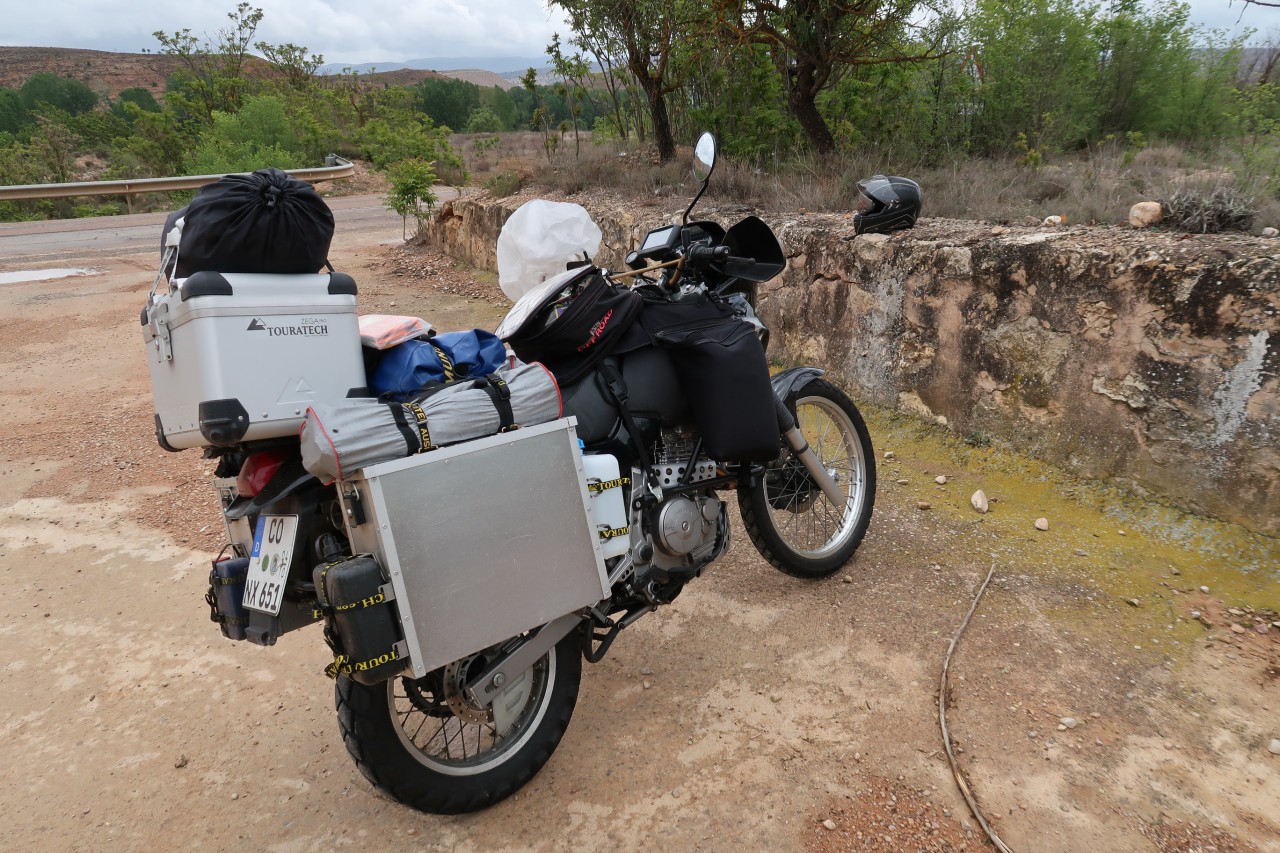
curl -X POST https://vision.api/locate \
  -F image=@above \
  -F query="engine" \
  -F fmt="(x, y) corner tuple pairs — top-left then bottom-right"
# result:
(632, 429), (729, 585)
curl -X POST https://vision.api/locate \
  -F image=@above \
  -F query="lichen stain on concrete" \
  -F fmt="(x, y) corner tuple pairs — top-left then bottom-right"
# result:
(1092, 374), (1150, 410)
(1209, 330), (1270, 447)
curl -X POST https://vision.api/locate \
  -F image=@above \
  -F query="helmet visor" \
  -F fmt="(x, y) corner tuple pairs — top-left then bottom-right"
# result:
(857, 175), (898, 204)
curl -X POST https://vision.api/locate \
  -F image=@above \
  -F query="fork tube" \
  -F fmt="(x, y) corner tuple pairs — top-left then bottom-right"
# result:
(775, 396), (846, 508)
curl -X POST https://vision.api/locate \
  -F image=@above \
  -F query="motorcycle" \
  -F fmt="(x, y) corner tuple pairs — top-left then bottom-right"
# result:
(189, 133), (876, 814)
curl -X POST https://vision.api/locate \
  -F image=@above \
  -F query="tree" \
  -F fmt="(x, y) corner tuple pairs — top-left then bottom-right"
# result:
(28, 113), (81, 182)
(153, 2), (264, 124)
(557, 5), (637, 140)
(522, 68), (561, 162)
(481, 85), (519, 130)
(1095, 0), (1200, 137)
(112, 87), (162, 118)
(200, 93), (301, 155)
(18, 73), (99, 115)
(416, 77), (481, 131)
(329, 66), (379, 129)
(683, 42), (800, 160)
(966, 0), (1103, 155)
(356, 108), (461, 175)
(0, 88), (29, 133)
(256, 41), (324, 91)
(464, 107), (505, 133)
(553, 0), (684, 161)
(547, 33), (593, 158)
(108, 106), (189, 177)
(715, 0), (944, 155)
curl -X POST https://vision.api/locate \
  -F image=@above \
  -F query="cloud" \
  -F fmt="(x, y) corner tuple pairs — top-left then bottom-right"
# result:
(6, 0), (1278, 65)
(5, 0), (571, 64)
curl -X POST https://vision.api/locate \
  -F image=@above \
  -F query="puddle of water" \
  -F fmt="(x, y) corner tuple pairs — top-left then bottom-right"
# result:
(0, 268), (96, 285)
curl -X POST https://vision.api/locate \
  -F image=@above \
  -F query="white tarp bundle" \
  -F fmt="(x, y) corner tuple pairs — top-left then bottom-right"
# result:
(496, 200), (602, 301)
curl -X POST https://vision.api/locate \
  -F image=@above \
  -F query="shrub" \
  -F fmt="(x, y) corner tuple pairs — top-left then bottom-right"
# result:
(385, 158), (439, 235)
(1163, 184), (1256, 233)
(484, 170), (525, 197)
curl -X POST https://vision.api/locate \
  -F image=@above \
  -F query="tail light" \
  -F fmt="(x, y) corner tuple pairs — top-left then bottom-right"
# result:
(236, 449), (291, 498)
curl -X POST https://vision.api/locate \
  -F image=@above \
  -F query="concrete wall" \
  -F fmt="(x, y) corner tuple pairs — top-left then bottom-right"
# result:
(426, 194), (1279, 536)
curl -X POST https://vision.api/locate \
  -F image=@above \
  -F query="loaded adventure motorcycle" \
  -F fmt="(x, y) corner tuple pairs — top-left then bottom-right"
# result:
(142, 134), (876, 814)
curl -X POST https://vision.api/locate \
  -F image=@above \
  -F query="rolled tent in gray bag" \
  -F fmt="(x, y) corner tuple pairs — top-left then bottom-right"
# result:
(300, 361), (562, 481)
(300, 397), (418, 481)
(405, 361), (561, 447)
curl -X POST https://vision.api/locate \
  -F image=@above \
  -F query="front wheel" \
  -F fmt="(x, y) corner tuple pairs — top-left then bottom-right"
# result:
(335, 632), (582, 814)
(739, 379), (876, 578)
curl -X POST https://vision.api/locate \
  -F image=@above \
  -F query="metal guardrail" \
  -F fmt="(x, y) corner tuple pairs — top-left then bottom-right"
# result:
(0, 156), (356, 201)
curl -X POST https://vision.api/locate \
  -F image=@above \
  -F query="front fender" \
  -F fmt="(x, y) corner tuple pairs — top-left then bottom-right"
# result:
(770, 367), (825, 404)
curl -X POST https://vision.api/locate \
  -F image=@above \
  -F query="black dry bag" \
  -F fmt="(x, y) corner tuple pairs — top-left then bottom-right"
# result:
(176, 168), (334, 277)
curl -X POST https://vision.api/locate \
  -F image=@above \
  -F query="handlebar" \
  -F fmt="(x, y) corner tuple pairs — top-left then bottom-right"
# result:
(686, 244), (730, 266)
(686, 244), (758, 272)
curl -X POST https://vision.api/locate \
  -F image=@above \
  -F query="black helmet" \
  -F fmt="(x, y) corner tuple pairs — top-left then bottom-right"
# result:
(853, 175), (921, 235)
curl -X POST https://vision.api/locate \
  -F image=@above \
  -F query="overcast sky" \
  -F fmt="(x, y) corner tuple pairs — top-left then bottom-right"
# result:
(2, 0), (1278, 67)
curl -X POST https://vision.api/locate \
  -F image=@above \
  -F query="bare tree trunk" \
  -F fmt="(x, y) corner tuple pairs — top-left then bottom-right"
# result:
(639, 77), (678, 161)
(624, 47), (676, 161)
(787, 62), (836, 155)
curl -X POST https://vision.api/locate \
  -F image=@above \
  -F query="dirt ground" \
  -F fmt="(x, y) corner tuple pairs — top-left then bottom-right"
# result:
(1, 212), (1277, 853)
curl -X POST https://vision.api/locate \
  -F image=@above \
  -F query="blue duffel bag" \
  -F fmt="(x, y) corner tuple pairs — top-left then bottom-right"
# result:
(368, 329), (507, 400)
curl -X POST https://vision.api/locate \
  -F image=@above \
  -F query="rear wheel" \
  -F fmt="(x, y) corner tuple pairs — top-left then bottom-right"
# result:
(739, 379), (876, 578)
(336, 632), (581, 814)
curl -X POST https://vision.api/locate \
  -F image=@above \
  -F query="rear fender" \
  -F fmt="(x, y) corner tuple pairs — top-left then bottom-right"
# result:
(224, 455), (321, 521)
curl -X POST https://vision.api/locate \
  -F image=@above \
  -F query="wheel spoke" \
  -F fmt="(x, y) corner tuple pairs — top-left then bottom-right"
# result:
(384, 653), (556, 774)
(750, 386), (872, 565)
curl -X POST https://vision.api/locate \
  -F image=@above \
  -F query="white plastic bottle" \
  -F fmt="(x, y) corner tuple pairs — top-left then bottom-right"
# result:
(582, 452), (630, 559)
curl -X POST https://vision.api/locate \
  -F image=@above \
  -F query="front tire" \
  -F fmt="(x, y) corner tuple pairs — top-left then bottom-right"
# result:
(739, 379), (876, 578)
(336, 633), (582, 814)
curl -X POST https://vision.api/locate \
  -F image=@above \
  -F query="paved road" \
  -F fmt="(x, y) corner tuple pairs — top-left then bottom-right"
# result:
(0, 191), (452, 266)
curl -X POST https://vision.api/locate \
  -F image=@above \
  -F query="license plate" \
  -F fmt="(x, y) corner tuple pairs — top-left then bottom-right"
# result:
(244, 515), (298, 615)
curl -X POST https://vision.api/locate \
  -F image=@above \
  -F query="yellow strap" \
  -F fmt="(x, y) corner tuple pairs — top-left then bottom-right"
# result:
(430, 341), (456, 381)
(588, 477), (631, 493)
(324, 647), (400, 679)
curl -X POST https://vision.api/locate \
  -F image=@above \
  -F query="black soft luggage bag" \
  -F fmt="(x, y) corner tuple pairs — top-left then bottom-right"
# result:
(504, 272), (643, 386)
(314, 555), (405, 685)
(176, 168), (334, 277)
(652, 309), (780, 462)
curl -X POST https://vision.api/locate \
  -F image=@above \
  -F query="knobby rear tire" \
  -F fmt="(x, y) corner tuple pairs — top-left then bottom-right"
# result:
(335, 634), (582, 814)
(739, 379), (876, 579)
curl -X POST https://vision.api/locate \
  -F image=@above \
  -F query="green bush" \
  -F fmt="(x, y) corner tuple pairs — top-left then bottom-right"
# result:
(483, 170), (524, 197)
(186, 140), (298, 175)
(385, 158), (439, 234)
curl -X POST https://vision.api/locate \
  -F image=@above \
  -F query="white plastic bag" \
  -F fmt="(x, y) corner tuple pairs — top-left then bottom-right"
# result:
(496, 200), (602, 301)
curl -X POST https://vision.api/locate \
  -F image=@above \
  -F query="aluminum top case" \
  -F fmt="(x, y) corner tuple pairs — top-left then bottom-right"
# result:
(142, 271), (367, 450)
(338, 418), (609, 677)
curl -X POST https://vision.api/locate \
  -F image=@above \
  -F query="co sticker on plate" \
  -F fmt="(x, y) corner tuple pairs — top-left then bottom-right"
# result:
(244, 515), (297, 615)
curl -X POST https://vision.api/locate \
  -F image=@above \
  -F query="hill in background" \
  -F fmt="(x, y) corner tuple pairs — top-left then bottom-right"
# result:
(0, 46), (519, 102)
(0, 46), (183, 100)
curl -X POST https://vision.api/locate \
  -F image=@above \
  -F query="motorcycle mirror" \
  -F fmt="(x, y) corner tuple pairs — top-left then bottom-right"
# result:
(683, 132), (718, 224)
(692, 132), (717, 183)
